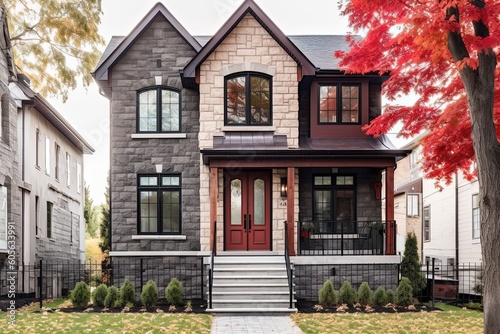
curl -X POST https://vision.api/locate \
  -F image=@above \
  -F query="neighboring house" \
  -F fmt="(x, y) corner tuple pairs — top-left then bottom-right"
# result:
(393, 135), (424, 259)
(0, 1), (21, 264)
(9, 75), (94, 266)
(93, 0), (408, 311)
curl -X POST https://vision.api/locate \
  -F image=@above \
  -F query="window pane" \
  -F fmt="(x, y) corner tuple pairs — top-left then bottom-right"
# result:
(230, 179), (242, 225)
(253, 179), (265, 225)
(472, 194), (480, 239)
(407, 194), (419, 216)
(162, 176), (180, 186)
(336, 190), (354, 221)
(424, 206), (430, 241)
(340, 85), (359, 123)
(319, 85), (337, 123)
(336, 176), (354, 185)
(250, 76), (270, 125)
(161, 90), (180, 132)
(139, 90), (157, 131)
(0, 186), (7, 243)
(162, 190), (180, 233)
(226, 77), (246, 124)
(140, 191), (157, 232)
(314, 176), (332, 186)
(140, 176), (158, 186)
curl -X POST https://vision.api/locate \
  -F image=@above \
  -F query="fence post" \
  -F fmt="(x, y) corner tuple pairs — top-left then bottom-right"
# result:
(431, 257), (435, 308)
(39, 259), (43, 309)
(140, 259), (144, 291)
(200, 257), (204, 300)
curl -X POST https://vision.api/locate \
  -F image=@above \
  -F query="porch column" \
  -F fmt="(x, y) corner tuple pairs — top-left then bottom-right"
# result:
(210, 167), (218, 252)
(287, 167), (296, 256)
(385, 166), (395, 255)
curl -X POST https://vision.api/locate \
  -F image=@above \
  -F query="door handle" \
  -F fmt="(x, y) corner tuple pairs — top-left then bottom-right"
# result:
(244, 214), (247, 230)
(248, 214), (252, 231)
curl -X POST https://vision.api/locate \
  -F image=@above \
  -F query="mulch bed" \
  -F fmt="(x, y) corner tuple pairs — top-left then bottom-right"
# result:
(296, 300), (442, 313)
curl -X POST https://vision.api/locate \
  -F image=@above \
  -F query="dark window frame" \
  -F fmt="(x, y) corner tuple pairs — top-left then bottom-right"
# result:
(47, 201), (53, 239)
(137, 174), (182, 235)
(136, 86), (181, 133)
(312, 174), (357, 233)
(424, 205), (431, 242)
(224, 72), (273, 126)
(318, 84), (361, 125)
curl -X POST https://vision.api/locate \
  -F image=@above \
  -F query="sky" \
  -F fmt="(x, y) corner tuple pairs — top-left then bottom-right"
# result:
(47, 0), (353, 204)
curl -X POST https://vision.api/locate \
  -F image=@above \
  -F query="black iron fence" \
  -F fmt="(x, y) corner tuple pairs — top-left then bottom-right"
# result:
(416, 262), (482, 304)
(0, 257), (206, 307)
(298, 220), (393, 256)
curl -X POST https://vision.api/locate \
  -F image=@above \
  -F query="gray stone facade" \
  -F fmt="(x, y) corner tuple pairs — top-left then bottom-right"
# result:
(109, 16), (200, 252)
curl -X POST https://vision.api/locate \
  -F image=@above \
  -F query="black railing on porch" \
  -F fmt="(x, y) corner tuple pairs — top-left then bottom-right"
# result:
(283, 221), (293, 309)
(298, 220), (395, 256)
(208, 220), (216, 309)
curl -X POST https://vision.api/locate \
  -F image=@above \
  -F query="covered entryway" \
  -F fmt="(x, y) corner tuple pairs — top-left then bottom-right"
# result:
(224, 171), (272, 251)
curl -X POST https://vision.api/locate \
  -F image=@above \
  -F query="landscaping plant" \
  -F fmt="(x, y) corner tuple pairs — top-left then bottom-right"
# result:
(92, 284), (108, 307)
(373, 286), (388, 306)
(386, 289), (395, 304)
(140, 280), (159, 308)
(396, 277), (414, 306)
(165, 278), (184, 306)
(70, 281), (91, 309)
(104, 286), (120, 308)
(318, 279), (337, 307)
(357, 282), (373, 306)
(119, 279), (136, 305)
(401, 232), (426, 296)
(337, 281), (357, 305)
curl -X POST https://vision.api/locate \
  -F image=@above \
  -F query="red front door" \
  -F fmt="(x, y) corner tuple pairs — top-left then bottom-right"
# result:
(225, 171), (271, 251)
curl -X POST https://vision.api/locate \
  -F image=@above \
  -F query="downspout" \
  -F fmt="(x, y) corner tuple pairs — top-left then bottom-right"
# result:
(455, 173), (459, 279)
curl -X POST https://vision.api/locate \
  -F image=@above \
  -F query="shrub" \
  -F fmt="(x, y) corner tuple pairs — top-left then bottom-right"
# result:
(141, 280), (159, 308)
(165, 278), (184, 306)
(396, 277), (413, 306)
(373, 287), (387, 306)
(104, 286), (120, 308)
(337, 281), (357, 305)
(386, 289), (395, 303)
(119, 279), (136, 305)
(357, 282), (373, 306)
(318, 280), (337, 306)
(401, 232), (426, 295)
(70, 281), (91, 308)
(92, 284), (108, 307)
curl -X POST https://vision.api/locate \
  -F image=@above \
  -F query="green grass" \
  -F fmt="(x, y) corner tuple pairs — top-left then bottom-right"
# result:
(292, 307), (484, 334)
(7, 300), (212, 334)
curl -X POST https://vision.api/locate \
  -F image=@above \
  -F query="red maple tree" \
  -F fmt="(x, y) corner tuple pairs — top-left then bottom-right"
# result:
(336, 1), (500, 331)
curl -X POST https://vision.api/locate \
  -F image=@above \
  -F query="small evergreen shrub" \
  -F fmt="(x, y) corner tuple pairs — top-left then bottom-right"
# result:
(386, 289), (395, 303)
(141, 280), (159, 308)
(119, 279), (136, 305)
(396, 277), (413, 306)
(165, 278), (184, 306)
(373, 287), (388, 306)
(337, 281), (357, 305)
(357, 282), (373, 306)
(318, 280), (336, 306)
(401, 232), (426, 295)
(70, 281), (91, 308)
(104, 286), (120, 308)
(92, 284), (108, 307)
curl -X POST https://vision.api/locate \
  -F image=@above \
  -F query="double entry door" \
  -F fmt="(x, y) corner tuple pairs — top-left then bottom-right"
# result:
(224, 171), (271, 251)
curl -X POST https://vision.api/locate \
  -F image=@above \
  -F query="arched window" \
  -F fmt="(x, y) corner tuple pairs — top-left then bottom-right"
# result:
(224, 73), (272, 126)
(137, 87), (180, 132)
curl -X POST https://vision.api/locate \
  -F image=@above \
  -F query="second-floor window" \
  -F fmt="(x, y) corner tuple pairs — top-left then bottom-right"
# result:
(424, 205), (430, 242)
(47, 201), (53, 239)
(472, 194), (480, 239)
(319, 84), (360, 124)
(407, 194), (419, 216)
(225, 73), (271, 126)
(137, 87), (180, 133)
(55, 143), (60, 181)
(45, 136), (50, 175)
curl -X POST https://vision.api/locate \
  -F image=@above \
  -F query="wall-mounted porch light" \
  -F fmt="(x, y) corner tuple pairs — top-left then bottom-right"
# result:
(280, 177), (287, 197)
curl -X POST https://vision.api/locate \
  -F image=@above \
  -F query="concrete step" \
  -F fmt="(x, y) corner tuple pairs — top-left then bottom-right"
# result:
(211, 300), (296, 309)
(207, 307), (297, 313)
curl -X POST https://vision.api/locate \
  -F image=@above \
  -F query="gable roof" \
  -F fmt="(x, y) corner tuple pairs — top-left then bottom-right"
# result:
(92, 2), (201, 82)
(182, 0), (316, 87)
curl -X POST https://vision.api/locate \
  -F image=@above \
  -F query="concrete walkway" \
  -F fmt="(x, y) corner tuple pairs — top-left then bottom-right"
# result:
(210, 315), (303, 334)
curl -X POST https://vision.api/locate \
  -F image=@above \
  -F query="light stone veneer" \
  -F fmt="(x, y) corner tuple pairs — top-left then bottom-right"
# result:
(199, 14), (301, 251)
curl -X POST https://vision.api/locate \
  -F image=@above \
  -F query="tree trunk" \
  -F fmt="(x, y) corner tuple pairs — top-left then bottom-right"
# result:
(460, 49), (500, 333)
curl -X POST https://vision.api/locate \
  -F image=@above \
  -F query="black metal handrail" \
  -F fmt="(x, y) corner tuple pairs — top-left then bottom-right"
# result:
(298, 220), (394, 256)
(284, 221), (293, 309)
(208, 220), (216, 309)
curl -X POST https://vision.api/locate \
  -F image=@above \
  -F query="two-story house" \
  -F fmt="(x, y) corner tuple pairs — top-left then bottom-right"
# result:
(93, 0), (408, 312)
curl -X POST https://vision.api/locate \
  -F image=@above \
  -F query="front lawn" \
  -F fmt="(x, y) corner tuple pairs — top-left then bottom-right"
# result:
(292, 304), (484, 334)
(6, 300), (212, 334)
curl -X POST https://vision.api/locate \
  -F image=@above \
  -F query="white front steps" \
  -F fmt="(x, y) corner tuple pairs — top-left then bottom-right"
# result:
(207, 255), (297, 313)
